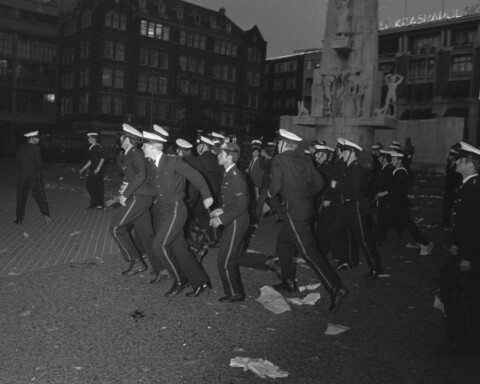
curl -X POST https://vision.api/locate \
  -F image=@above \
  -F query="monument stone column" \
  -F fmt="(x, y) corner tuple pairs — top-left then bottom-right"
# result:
(292, 0), (395, 155)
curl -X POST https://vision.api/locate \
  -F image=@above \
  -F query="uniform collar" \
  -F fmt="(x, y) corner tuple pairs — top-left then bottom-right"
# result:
(225, 164), (235, 174)
(462, 173), (478, 185)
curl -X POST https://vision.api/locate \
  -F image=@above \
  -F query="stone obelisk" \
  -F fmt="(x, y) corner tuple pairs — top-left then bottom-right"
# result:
(292, 0), (395, 152)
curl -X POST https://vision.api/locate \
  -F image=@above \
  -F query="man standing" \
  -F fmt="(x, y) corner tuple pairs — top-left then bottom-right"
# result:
(15, 131), (51, 224)
(329, 138), (383, 278)
(79, 132), (105, 209)
(269, 129), (349, 312)
(210, 142), (250, 302)
(141, 131), (214, 298)
(439, 142), (480, 354)
(246, 140), (264, 202)
(109, 124), (156, 278)
(403, 137), (415, 175)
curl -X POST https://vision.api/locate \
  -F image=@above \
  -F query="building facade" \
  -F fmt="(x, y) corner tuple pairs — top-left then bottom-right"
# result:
(0, 0), (61, 156)
(57, 0), (266, 140)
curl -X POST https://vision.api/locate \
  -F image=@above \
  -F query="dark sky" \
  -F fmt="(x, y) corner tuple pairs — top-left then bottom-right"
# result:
(60, 0), (476, 57)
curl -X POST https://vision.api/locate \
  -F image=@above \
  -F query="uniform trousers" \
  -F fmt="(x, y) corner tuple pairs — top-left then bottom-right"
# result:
(109, 195), (154, 264)
(217, 211), (250, 296)
(330, 202), (382, 270)
(374, 197), (390, 244)
(277, 199), (341, 291)
(151, 199), (209, 289)
(86, 173), (104, 208)
(315, 200), (359, 265)
(16, 173), (50, 221)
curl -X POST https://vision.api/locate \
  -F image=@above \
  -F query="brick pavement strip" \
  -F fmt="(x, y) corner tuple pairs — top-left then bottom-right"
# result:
(1, 164), (480, 383)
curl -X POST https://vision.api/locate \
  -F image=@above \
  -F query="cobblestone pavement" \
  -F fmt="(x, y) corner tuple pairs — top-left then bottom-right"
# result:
(1, 159), (479, 384)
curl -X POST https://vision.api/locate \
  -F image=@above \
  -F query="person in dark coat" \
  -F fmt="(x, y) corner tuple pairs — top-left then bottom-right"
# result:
(141, 131), (214, 298)
(196, 136), (223, 246)
(437, 141), (480, 355)
(374, 150), (394, 245)
(109, 124), (157, 278)
(442, 146), (463, 228)
(329, 138), (383, 279)
(210, 142), (251, 302)
(269, 129), (349, 312)
(15, 130), (51, 224)
(79, 132), (105, 209)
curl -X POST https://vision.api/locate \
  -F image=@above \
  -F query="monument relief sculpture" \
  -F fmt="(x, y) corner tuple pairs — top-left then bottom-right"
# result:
(297, 100), (310, 117)
(382, 73), (403, 117)
(321, 73), (336, 117)
(348, 71), (367, 117)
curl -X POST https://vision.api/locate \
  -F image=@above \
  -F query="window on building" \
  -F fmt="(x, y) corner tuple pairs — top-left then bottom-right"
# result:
(451, 54), (473, 74)
(63, 19), (77, 37)
(79, 93), (89, 113)
(452, 29), (476, 46)
(140, 20), (170, 40)
(379, 62), (395, 75)
(138, 73), (147, 92)
(152, 101), (167, 120)
(285, 97), (296, 109)
(307, 59), (321, 70)
(0, 32), (13, 55)
(103, 40), (125, 61)
(102, 67), (124, 88)
(408, 58), (436, 81)
(139, 47), (148, 65)
(60, 97), (73, 115)
(81, 10), (91, 29)
(273, 79), (283, 91)
(176, 8), (184, 20)
(410, 34), (440, 51)
(379, 37), (399, 55)
(136, 99), (147, 116)
(227, 89), (235, 105)
(61, 71), (74, 90)
(105, 11), (127, 30)
(285, 77), (297, 90)
(80, 41), (90, 60)
(79, 67), (90, 87)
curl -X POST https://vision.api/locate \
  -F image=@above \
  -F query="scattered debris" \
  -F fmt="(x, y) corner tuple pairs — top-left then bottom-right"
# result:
(299, 283), (321, 292)
(378, 274), (391, 278)
(23, 232), (29, 238)
(130, 310), (145, 320)
(433, 295), (445, 313)
(324, 323), (349, 336)
(230, 357), (288, 379)
(19, 306), (35, 317)
(69, 231), (81, 236)
(255, 286), (291, 314)
(406, 243), (420, 249)
(286, 293), (321, 306)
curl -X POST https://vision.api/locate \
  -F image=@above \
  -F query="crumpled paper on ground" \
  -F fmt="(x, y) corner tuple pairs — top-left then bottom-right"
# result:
(324, 323), (349, 336)
(299, 283), (321, 292)
(230, 357), (288, 379)
(255, 286), (291, 314)
(286, 293), (321, 306)
(433, 295), (445, 313)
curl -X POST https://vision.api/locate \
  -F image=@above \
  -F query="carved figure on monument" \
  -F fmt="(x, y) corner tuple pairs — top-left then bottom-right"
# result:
(336, 0), (351, 36)
(321, 73), (336, 117)
(334, 73), (346, 116)
(348, 71), (367, 117)
(297, 100), (310, 117)
(383, 74), (403, 117)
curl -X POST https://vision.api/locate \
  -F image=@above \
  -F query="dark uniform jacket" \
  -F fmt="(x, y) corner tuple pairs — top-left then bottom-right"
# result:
(122, 147), (147, 199)
(16, 143), (43, 177)
(247, 156), (265, 188)
(143, 154), (211, 203)
(196, 151), (222, 200)
(88, 143), (105, 175)
(331, 160), (368, 212)
(377, 164), (394, 197)
(182, 154), (202, 207)
(451, 175), (480, 265)
(270, 150), (324, 202)
(218, 165), (248, 226)
(389, 167), (410, 215)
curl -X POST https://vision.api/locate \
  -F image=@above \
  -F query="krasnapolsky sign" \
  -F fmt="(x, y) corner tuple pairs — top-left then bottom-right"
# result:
(379, 3), (480, 30)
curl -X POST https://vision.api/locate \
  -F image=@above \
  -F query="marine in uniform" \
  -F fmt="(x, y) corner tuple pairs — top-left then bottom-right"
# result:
(442, 146), (462, 228)
(329, 138), (383, 278)
(109, 124), (156, 278)
(373, 150), (394, 245)
(79, 133), (105, 209)
(141, 131), (214, 298)
(15, 131), (51, 224)
(269, 129), (349, 312)
(210, 142), (250, 302)
(438, 142), (480, 354)
(196, 136), (223, 246)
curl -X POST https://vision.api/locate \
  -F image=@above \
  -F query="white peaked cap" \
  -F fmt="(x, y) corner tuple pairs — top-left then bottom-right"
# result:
(24, 131), (39, 138)
(153, 124), (169, 137)
(122, 124), (142, 138)
(143, 131), (167, 143)
(278, 128), (302, 142)
(176, 139), (193, 149)
(337, 138), (363, 152)
(199, 136), (214, 146)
